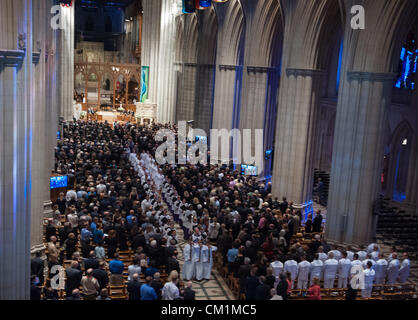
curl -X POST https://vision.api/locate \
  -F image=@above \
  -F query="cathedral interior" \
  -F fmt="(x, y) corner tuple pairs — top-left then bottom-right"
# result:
(0, 0), (418, 301)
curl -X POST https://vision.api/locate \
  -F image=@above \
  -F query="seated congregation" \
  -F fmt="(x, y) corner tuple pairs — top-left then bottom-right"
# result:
(31, 121), (415, 301)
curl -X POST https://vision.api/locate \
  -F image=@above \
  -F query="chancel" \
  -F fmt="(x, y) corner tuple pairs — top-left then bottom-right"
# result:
(0, 0), (418, 302)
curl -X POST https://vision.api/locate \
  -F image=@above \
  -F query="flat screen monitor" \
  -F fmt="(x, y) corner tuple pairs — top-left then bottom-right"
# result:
(50, 175), (68, 189)
(57, 131), (61, 140)
(241, 164), (258, 176)
(195, 135), (207, 143)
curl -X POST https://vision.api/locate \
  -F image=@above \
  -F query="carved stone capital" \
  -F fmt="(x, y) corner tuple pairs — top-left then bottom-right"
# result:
(286, 68), (324, 77)
(0, 49), (26, 68)
(219, 64), (238, 71)
(347, 71), (397, 82)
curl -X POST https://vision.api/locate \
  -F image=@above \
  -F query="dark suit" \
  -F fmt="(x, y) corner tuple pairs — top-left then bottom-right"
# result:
(245, 275), (259, 300)
(127, 279), (142, 300)
(276, 280), (288, 300)
(92, 268), (109, 290)
(255, 283), (271, 300)
(31, 257), (44, 284)
(151, 279), (163, 299)
(238, 264), (251, 293)
(167, 257), (180, 274)
(84, 258), (99, 271)
(183, 287), (196, 300)
(312, 215), (323, 233)
(65, 267), (82, 295)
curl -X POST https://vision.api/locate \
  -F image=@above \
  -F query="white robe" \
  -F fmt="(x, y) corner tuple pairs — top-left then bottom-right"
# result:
(323, 259), (338, 288)
(182, 244), (194, 280)
(337, 258), (352, 288)
(202, 246), (217, 280)
(310, 260), (324, 284)
(399, 259), (410, 283)
(270, 261), (284, 278)
(387, 259), (400, 284)
(192, 244), (203, 280)
(374, 259), (388, 284)
(297, 261), (311, 289)
(284, 260), (298, 289)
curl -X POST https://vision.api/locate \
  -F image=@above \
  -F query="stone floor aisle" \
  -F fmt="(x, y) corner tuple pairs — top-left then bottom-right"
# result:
(175, 226), (235, 300)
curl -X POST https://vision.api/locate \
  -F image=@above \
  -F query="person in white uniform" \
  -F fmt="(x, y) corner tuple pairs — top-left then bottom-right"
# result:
(362, 261), (375, 298)
(192, 242), (203, 281)
(387, 253), (400, 285)
(310, 254), (324, 286)
(284, 259), (298, 289)
(351, 253), (363, 270)
(329, 246), (342, 261)
(182, 240), (194, 281)
(337, 251), (352, 288)
(367, 243), (379, 254)
(202, 243), (217, 280)
(318, 246), (328, 264)
(357, 246), (368, 261)
(297, 256), (311, 290)
(399, 253), (410, 284)
(362, 254), (376, 270)
(369, 244), (380, 261)
(374, 253), (389, 285)
(271, 258), (284, 279)
(323, 252), (338, 289)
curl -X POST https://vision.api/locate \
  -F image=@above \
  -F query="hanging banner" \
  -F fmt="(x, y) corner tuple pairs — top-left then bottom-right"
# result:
(140, 66), (149, 103)
(183, 0), (195, 13)
(196, 0), (212, 10)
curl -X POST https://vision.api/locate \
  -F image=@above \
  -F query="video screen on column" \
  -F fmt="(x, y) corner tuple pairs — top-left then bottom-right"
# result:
(50, 176), (68, 189)
(241, 165), (258, 176)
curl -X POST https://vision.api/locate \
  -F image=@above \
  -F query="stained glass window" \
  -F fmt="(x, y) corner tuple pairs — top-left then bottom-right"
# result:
(395, 32), (417, 90)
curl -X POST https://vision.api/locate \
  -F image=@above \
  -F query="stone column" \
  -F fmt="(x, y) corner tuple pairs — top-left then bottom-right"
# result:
(176, 63), (197, 122)
(141, 0), (161, 106)
(30, 0), (48, 255)
(194, 64), (216, 134)
(271, 68), (323, 206)
(57, 1), (75, 121)
(405, 87), (418, 214)
(212, 65), (240, 131)
(0, 0), (33, 300)
(156, 0), (178, 123)
(326, 72), (395, 245)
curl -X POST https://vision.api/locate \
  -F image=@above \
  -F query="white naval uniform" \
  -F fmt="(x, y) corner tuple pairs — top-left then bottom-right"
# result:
(270, 261), (284, 278)
(337, 258), (352, 288)
(346, 251), (354, 261)
(357, 250), (367, 261)
(367, 243), (379, 254)
(387, 259), (400, 284)
(323, 258), (338, 289)
(362, 259), (376, 270)
(202, 245), (217, 280)
(330, 250), (342, 261)
(297, 260), (311, 289)
(284, 260), (298, 289)
(362, 268), (375, 298)
(182, 244), (194, 280)
(399, 259), (410, 283)
(374, 259), (388, 285)
(310, 259), (324, 285)
(192, 244), (203, 281)
(318, 252), (328, 264)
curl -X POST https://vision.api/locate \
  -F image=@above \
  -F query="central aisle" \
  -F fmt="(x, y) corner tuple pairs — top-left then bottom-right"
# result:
(175, 226), (235, 300)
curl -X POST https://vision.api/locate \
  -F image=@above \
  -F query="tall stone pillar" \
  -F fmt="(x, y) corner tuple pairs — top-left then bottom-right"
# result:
(0, 0), (34, 300)
(176, 63), (197, 122)
(30, 0), (48, 254)
(212, 65), (240, 131)
(405, 87), (418, 214)
(271, 68), (323, 205)
(141, 0), (161, 106)
(57, 1), (75, 121)
(326, 72), (395, 244)
(195, 64), (216, 134)
(156, 0), (178, 123)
